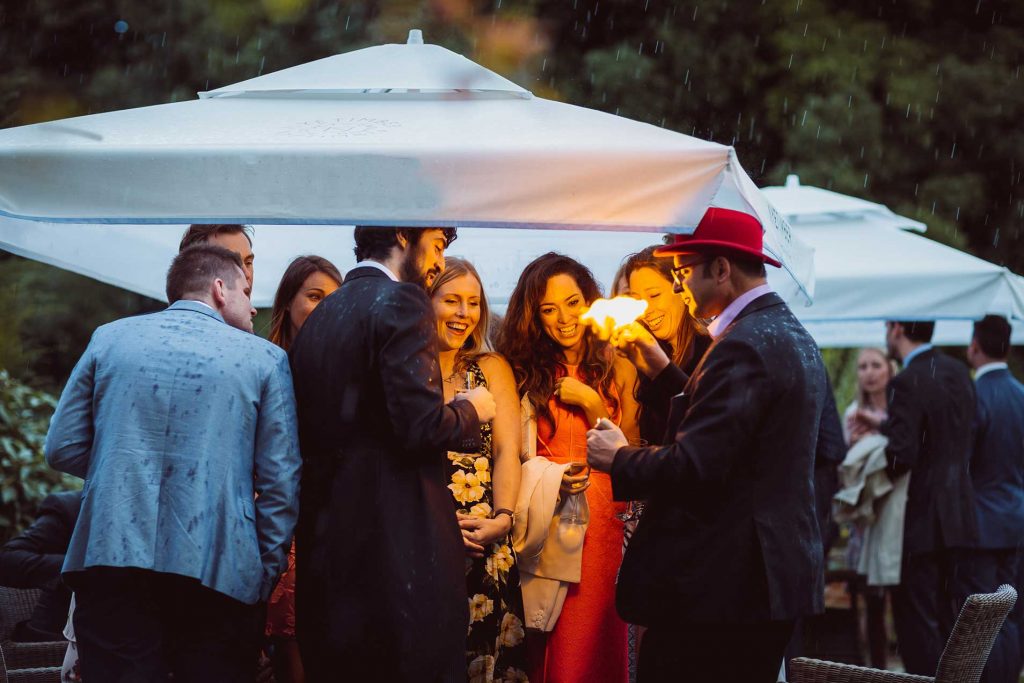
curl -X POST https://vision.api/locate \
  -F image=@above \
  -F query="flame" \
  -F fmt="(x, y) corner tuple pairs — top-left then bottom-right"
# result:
(580, 297), (648, 337)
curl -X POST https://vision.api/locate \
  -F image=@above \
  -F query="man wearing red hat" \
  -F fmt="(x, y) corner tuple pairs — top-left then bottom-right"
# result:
(587, 208), (829, 682)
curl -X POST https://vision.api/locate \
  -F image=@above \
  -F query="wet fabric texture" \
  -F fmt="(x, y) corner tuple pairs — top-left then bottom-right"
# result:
(45, 300), (301, 605)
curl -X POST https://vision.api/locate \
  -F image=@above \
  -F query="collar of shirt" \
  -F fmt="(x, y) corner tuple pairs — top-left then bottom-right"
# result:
(706, 283), (774, 339)
(357, 259), (400, 282)
(902, 343), (933, 368)
(974, 361), (1009, 381)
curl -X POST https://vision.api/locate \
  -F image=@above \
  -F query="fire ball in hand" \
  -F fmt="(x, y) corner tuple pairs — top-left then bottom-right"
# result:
(580, 297), (648, 341)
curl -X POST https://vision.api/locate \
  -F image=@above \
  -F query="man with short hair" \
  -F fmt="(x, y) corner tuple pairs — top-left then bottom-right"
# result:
(879, 319), (977, 675)
(45, 244), (300, 682)
(290, 226), (496, 682)
(964, 314), (1024, 682)
(587, 208), (829, 682)
(180, 223), (255, 286)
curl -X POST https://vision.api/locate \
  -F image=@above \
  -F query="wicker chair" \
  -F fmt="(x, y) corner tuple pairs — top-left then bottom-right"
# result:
(0, 587), (64, 683)
(790, 584), (1018, 683)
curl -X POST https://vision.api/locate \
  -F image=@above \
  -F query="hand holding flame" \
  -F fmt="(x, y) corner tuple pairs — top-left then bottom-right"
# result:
(580, 297), (648, 341)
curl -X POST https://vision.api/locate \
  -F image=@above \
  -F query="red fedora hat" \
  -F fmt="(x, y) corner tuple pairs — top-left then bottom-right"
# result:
(654, 208), (782, 268)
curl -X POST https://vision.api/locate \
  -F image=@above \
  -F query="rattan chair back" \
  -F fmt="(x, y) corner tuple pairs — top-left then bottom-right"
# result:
(934, 583), (1017, 683)
(0, 588), (42, 642)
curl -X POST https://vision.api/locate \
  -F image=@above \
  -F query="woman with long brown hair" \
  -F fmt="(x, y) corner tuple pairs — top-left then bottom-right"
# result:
(264, 255), (342, 683)
(496, 252), (639, 683)
(267, 255), (343, 352)
(427, 257), (528, 681)
(615, 246), (711, 445)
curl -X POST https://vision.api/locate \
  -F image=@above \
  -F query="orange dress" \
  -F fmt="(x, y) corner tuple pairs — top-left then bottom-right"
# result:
(531, 364), (629, 683)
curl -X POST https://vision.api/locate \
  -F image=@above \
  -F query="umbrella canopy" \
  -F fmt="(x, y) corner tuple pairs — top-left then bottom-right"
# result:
(0, 31), (812, 302)
(0, 218), (660, 309)
(762, 176), (1024, 346)
(2, 205), (1020, 347)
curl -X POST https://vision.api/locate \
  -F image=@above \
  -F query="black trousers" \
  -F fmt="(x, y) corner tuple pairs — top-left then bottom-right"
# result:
(70, 567), (262, 683)
(891, 549), (971, 676)
(959, 548), (1022, 683)
(638, 619), (795, 683)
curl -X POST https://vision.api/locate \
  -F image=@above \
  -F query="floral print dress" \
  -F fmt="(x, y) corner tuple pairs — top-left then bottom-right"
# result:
(446, 361), (529, 683)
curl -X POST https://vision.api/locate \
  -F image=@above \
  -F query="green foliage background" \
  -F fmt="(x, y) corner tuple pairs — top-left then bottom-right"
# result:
(0, 371), (79, 541)
(0, 0), (1022, 538)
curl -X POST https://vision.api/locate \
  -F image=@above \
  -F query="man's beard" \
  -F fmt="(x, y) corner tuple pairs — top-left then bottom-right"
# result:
(398, 251), (440, 290)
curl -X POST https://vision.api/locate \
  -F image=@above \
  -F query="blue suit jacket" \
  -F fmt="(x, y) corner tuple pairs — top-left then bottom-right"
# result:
(971, 367), (1024, 550)
(44, 300), (301, 604)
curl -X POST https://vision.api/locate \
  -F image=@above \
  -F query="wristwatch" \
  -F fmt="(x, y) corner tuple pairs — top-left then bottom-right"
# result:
(493, 508), (514, 524)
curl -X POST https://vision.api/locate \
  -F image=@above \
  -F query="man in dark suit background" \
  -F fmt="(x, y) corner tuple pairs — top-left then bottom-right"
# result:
(964, 314), (1024, 682)
(0, 490), (81, 641)
(587, 208), (828, 682)
(289, 226), (496, 682)
(880, 319), (978, 675)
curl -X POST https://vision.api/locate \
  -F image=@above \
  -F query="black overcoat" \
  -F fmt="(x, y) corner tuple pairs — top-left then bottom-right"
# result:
(289, 266), (481, 681)
(881, 347), (978, 554)
(611, 292), (827, 625)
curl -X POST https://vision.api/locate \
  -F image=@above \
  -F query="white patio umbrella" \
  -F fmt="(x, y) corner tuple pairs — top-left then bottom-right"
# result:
(761, 176), (1024, 346)
(0, 30), (813, 304)
(3, 176), (1021, 348)
(0, 218), (660, 308)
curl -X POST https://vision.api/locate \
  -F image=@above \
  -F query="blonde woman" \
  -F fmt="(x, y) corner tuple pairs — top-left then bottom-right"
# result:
(428, 257), (528, 682)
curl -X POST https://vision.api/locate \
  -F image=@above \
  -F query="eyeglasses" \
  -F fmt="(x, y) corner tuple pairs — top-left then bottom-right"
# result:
(670, 260), (707, 283)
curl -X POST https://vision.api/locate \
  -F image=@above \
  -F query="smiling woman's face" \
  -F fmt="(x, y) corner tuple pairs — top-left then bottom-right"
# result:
(432, 273), (482, 352)
(538, 273), (586, 352)
(628, 266), (685, 343)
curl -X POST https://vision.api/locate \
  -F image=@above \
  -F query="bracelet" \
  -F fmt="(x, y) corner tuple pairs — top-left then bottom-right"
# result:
(493, 508), (514, 521)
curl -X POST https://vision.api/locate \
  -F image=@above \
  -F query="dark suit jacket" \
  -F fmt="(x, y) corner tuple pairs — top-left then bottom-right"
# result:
(815, 384), (846, 553)
(0, 490), (82, 640)
(882, 348), (978, 555)
(635, 333), (712, 445)
(970, 367), (1024, 550)
(289, 266), (481, 680)
(611, 292), (826, 625)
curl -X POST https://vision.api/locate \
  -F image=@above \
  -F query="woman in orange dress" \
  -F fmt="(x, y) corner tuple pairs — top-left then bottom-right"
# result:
(497, 252), (639, 683)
